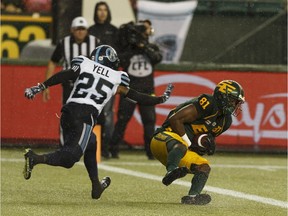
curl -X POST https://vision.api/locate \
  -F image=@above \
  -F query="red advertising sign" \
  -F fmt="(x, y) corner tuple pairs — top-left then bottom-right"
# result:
(1, 65), (287, 151)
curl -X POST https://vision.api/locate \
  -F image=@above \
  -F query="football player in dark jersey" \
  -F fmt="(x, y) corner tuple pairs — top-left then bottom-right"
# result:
(23, 45), (173, 200)
(150, 80), (245, 205)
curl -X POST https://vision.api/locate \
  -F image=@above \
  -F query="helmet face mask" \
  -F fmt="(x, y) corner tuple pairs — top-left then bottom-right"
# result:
(90, 45), (119, 70)
(226, 93), (245, 116)
(213, 80), (245, 116)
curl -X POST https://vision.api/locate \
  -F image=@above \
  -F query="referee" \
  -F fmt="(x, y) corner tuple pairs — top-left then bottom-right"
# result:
(43, 16), (101, 104)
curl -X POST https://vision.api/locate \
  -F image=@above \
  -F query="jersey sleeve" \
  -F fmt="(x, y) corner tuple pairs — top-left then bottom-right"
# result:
(70, 56), (84, 73)
(71, 56), (84, 67)
(120, 71), (130, 87)
(43, 69), (79, 88)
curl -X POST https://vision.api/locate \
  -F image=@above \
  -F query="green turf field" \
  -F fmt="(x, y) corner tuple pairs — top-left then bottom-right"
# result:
(1, 148), (287, 216)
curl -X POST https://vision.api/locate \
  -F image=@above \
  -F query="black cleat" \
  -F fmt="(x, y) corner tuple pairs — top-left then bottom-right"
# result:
(92, 176), (111, 199)
(23, 148), (35, 180)
(101, 176), (111, 189)
(181, 194), (212, 205)
(162, 167), (189, 186)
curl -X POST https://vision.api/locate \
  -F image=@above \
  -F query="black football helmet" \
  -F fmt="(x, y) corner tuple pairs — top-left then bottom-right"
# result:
(90, 45), (119, 70)
(213, 80), (245, 116)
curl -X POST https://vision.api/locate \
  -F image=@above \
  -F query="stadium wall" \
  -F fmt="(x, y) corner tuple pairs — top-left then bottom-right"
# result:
(1, 61), (287, 152)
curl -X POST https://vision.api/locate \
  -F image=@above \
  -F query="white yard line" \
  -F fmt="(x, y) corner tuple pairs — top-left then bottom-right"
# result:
(97, 164), (287, 209)
(102, 161), (286, 171)
(2, 158), (288, 208)
(3, 158), (286, 171)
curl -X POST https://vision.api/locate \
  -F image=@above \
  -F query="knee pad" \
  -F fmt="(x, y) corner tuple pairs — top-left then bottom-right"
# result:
(190, 164), (211, 176)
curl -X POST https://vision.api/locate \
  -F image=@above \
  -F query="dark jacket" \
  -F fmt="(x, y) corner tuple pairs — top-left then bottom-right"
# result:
(88, 1), (119, 51)
(118, 41), (162, 93)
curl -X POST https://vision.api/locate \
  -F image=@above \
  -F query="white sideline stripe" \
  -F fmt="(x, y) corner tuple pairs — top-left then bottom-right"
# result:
(2, 158), (287, 208)
(103, 161), (286, 171)
(2, 158), (286, 171)
(97, 164), (288, 209)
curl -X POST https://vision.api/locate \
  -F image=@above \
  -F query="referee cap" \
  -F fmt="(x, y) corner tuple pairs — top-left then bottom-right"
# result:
(71, 17), (88, 28)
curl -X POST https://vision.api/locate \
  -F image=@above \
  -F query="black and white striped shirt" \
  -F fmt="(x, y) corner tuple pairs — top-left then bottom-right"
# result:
(51, 34), (101, 69)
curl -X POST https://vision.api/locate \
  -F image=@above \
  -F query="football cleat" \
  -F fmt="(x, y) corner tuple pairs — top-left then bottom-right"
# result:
(101, 176), (111, 189)
(162, 166), (189, 186)
(92, 176), (111, 199)
(23, 148), (35, 180)
(181, 194), (212, 205)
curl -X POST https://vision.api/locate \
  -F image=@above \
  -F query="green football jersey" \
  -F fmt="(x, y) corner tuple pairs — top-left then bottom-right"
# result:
(161, 94), (232, 140)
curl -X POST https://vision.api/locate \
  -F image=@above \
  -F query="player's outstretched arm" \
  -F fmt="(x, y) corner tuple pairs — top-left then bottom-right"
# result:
(24, 83), (46, 99)
(117, 83), (174, 105)
(24, 69), (78, 100)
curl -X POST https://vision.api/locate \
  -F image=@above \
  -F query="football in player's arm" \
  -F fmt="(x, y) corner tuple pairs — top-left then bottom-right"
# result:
(150, 80), (245, 205)
(23, 45), (173, 200)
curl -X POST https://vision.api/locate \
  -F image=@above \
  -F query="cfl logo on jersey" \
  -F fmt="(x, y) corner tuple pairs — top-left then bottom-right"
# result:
(71, 65), (80, 72)
(205, 120), (211, 125)
(217, 80), (236, 94)
(205, 120), (216, 127)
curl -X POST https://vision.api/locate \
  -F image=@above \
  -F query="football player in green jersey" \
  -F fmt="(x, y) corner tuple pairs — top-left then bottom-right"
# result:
(150, 80), (245, 205)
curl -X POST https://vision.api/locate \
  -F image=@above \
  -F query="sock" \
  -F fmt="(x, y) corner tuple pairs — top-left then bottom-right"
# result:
(84, 133), (99, 181)
(188, 172), (209, 195)
(31, 152), (46, 165)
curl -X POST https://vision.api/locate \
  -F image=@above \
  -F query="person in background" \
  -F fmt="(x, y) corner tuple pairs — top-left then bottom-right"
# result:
(43, 16), (101, 105)
(150, 80), (245, 205)
(88, 1), (119, 50)
(109, 19), (162, 160)
(88, 1), (119, 159)
(42, 17), (101, 175)
(23, 45), (173, 199)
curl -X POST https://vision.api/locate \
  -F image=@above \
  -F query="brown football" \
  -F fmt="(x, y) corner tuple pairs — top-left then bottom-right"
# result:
(192, 134), (209, 149)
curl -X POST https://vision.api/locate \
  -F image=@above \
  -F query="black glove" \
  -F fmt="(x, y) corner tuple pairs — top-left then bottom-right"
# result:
(160, 83), (174, 103)
(206, 134), (216, 155)
(24, 83), (46, 99)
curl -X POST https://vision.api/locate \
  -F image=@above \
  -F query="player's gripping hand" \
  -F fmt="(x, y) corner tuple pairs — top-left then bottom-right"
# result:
(160, 83), (174, 103)
(24, 83), (46, 99)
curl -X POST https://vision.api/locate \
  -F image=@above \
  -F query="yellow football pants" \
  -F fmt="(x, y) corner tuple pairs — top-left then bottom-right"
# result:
(150, 131), (209, 170)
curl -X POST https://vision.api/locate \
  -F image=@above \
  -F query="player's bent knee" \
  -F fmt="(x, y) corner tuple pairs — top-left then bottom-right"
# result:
(190, 163), (211, 175)
(61, 152), (80, 169)
(199, 164), (211, 175)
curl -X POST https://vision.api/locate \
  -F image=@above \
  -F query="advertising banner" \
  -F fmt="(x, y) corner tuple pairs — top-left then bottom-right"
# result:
(137, 0), (198, 63)
(1, 65), (287, 151)
(0, 15), (51, 59)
